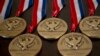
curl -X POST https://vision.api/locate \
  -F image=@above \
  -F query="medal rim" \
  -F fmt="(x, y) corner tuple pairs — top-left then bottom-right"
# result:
(0, 17), (27, 38)
(37, 17), (68, 40)
(57, 32), (92, 56)
(79, 16), (100, 38)
(8, 33), (42, 56)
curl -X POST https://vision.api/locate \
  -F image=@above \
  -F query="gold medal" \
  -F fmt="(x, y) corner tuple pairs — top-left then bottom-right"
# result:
(9, 33), (42, 56)
(79, 16), (100, 38)
(37, 18), (68, 40)
(57, 32), (92, 56)
(0, 17), (26, 38)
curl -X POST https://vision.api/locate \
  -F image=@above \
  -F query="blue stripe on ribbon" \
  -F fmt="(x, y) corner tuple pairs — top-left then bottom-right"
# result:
(5, 0), (13, 19)
(97, 0), (100, 4)
(78, 0), (84, 19)
(42, 0), (47, 19)
(61, 0), (65, 5)
(28, 0), (33, 8)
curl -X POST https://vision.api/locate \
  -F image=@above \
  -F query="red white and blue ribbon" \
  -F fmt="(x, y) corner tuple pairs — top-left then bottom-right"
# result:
(15, 0), (33, 16)
(0, 0), (12, 19)
(70, 0), (84, 32)
(52, 0), (65, 17)
(87, 0), (100, 16)
(27, 0), (47, 33)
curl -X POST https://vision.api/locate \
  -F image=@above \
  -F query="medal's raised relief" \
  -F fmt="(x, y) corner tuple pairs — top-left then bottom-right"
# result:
(65, 36), (83, 49)
(43, 20), (61, 31)
(86, 19), (100, 30)
(6, 19), (20, 31)
(17, 36), (35, 50)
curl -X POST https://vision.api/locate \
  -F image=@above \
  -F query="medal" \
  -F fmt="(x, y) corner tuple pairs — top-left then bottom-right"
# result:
(57, 32), (92, 56)
(37, 18), (68, 39)
(79, 16), (100, 38)
(57, 0), (92, 56)
(37, 0), (66, 40)
(9, 33), (42, 56)
(0, 17), (26, 38)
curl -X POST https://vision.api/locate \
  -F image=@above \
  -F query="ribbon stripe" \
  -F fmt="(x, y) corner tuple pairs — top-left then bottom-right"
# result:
(87, 0), (99, 16)
(15, 0), (33, 16)
(0, 0), (13, 19)
(27, 0), (47, 33)
(70, 0), (84, 32)
(52, 0), (65, 17)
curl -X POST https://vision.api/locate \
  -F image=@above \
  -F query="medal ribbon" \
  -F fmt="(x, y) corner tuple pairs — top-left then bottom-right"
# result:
(70, 0), (84, 32)
(87, 0), (99, 16)
(27, 0), (47, 33)
(52, 0), (65, 17)
(0, 0), (13, 19)
(15, 0), (33, 16)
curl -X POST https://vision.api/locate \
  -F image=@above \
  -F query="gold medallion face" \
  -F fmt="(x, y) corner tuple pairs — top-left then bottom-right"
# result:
(37, 18), (68, 40)
(0, 17), (26, 38)
(9, 34), (42, 56)
(79, 16), (100, 38)
(57, 32), (92, 56)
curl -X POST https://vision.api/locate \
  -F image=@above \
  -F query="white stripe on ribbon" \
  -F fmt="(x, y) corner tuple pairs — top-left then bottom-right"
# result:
(37, 0), (43, 23)
(27, 0), (47, 33)
(57, 0), (63, 11)
(87, 0), (99, 15)
(93, 0), (98, 9)
(74, 0), (81, 22)
(70, 0), (84, 32)
(52, 0), (65, 17)
(1, 0), (9, 19)
(16, 0), (33, 16)
(23, 0), (30, 11)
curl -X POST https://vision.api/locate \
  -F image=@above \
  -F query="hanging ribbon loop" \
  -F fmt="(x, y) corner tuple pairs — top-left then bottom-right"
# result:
(0, 0), (13, 19)
(87, 0), (99, 16)
(27, 0), (47, 33)
(15, 0), (33, 16)
(52, 0), (65, 17)
(70, 0), (84, 32)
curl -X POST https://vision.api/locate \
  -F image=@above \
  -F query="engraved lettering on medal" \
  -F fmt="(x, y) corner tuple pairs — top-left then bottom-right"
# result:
(17, 36), (35, 50)
(65, 36), (83, 49)
(86, 19), (100, 30)
(6, 19), (20, 30)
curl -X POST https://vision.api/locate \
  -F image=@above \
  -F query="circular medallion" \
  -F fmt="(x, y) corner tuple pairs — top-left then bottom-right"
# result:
(79, 16), (100, 38)
(0, 17), (26, 38)
(57, 32), (92, 56)
(37, 18), (68, 40)
(9, 33), (42, 56)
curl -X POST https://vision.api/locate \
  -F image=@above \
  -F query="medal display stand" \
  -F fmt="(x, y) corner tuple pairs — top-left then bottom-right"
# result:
(0, 0), (100, 56)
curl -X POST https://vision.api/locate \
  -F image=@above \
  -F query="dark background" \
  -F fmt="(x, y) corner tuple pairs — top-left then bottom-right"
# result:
(0, 0), (100, 56)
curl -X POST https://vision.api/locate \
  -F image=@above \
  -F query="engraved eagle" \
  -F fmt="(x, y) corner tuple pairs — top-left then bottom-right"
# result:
(65, 36), (83, 49)
(44, 20), (61, 31)
(86, 19), (100, 30)
(17, 36), (34, 50)
(6, 19), (20, 30)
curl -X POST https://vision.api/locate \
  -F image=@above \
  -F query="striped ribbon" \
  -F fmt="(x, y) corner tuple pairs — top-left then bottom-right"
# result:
(15, 0), (33, 16)
(87, 0), (100, 16)
(0, 0), (13, 19)
(70, 0), (84, 32)
(52, 0), (65, 17)
(27, 0), (47, 33)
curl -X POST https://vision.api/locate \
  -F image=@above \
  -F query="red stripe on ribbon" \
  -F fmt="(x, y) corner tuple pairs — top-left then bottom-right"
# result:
(52, 0), (60, 17)
(87, 0), (95, 16)
(15, 0), (25, 16)
(0, 0), (5, 13)
(27, 0), (38, 33)
(70, 0), (78, 32)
